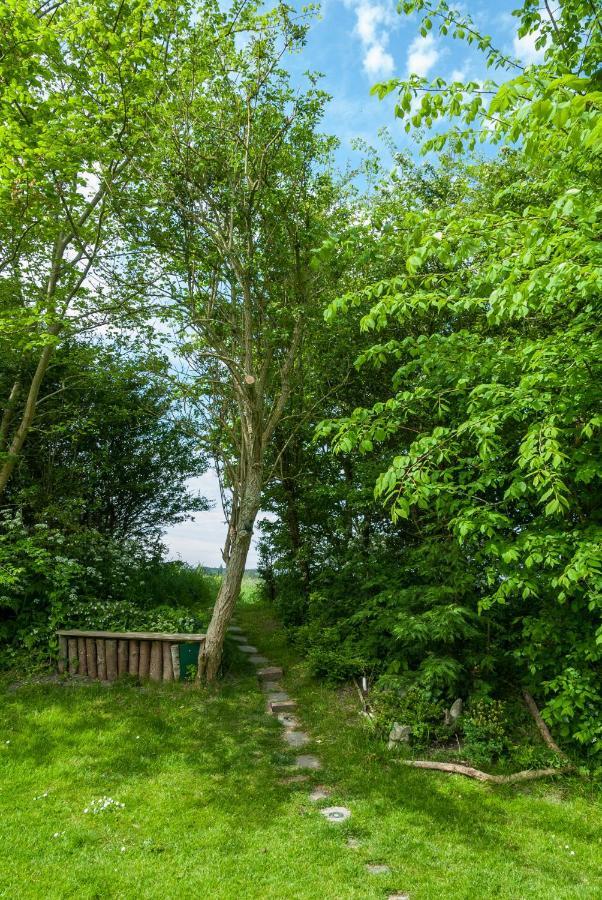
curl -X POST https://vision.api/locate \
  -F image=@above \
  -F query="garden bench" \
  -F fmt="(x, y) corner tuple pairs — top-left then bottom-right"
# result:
(57, 629), (205, 683)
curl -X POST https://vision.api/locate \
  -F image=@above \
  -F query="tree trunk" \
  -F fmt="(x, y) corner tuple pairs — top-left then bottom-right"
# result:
(198, 476), (261, 682)
(0, 326), (60, 498)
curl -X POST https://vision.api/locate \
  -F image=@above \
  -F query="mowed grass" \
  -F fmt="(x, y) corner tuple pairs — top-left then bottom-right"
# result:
(0, 603), (600, 900)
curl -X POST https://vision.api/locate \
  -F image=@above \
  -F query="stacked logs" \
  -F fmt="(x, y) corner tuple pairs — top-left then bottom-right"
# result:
(57, 632), (194, 682)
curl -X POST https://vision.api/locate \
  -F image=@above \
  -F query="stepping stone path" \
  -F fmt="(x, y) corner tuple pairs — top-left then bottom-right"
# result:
(366, 864), (391, 875)
(294, 754), (322, 770)
(320, 806), (351, 823)
(232, 620), (401, 894)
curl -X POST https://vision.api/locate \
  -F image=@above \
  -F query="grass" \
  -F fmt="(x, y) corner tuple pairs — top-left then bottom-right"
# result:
(0, 595), (600, 899)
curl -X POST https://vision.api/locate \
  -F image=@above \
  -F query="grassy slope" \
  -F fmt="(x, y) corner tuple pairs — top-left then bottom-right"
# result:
(0, 596), (599, 899)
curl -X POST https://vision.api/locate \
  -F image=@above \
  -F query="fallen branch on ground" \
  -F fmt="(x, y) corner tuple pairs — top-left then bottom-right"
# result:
(399, 760), (574, 783)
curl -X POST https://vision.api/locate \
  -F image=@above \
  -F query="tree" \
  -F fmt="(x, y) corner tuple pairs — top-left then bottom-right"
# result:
(323, 1), (602, 752)
(136, 2), (338, 679)
(1, 342), (208, 546)
(0, 0), (188, 496)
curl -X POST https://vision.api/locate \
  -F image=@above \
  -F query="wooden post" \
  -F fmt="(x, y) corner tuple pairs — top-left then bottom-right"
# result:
(58, 635), (68, 674)
(96, 639), (107, 681)
(86, 639), (97, 679)
(117, 640), (129, 676)
(170, 644), (180, 682)
(128, 639), (140, 676)
(77, 638), (88, 676)
(68, 638), (78, 675)
(105, 639), (118, 681)
(139, 640), (150, 679)
(149, 640), (162, 682)
(162, 642), (174, 682)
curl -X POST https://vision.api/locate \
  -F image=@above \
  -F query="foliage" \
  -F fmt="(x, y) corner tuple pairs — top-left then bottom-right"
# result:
(0, 513), (216, 668)
(461, 699), (508, 767)
(316, 0), (602, 757)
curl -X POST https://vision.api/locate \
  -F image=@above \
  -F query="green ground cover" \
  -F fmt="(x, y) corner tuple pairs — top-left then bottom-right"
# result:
(1, 595), (600, 899)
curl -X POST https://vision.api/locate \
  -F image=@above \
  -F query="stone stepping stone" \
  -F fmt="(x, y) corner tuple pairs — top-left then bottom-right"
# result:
(283, 731), (310, 748)
(388, 895), (410, 900)
(309, 787), (331, 802)
(346, 837), (361, 849)
(366, 864), (391, 875)
(249, 655), (269, 665)
(294, 754), (321, 770)
(231, 635), (247, 643)
(261, 681), (282, 692)
(269, 698), (296, 714)
(277, 713), (300, 729)
(257, 666), (283, 681)
(267, 691), (290, 703)
(228, 626), (243, 634)
(279, 774), (310, 784)
(320, 806), (350, 823)
(239, 645), (258, 653)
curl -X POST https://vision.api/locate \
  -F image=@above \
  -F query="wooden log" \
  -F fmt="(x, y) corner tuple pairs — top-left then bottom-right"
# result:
(86, 639), (97, 679)
(162, 642), (174, 682)
(138, 640), (150, 679)
(96, 639), (107, 681)
(170, 644), (180, 682)
(149, 640), (162, 682)
(68, 638), (78, 675)
(105, 639), (118, 681)
(77, 638), (88, 676)
(117, 640), (129, 676)
(58, 635), (68, 674)
(128, 639), (140, 676)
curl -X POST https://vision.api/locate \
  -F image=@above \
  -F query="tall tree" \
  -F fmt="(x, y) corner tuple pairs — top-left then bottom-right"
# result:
(0, 0), (188, 495)
(139, 2), (337, 679)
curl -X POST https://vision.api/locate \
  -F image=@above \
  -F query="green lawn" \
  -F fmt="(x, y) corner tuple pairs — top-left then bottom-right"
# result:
(1, 600), (600, 899)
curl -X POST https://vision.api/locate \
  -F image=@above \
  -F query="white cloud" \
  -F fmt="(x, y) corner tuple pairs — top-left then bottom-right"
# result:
(363, 43), (394, 77)
(513, 31), (545, 65)
(345, 1), (397, 79)
(406, 33), (440, 78)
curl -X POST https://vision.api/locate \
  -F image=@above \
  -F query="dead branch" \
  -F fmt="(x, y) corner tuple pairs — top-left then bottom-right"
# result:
(399, 760), (574, 783)
(523, 690), (566, 757)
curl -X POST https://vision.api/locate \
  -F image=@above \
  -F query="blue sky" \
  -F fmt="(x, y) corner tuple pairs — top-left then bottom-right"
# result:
(163, 0), (543, 567)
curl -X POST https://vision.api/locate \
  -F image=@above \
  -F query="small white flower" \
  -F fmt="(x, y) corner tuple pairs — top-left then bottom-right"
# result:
(570, 851), (575, 856)
(433, 231), (444, 240)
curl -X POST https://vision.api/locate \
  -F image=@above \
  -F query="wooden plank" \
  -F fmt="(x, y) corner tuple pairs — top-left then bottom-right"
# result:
(117, 640), (129, 675)
(128, 639), (140, 676)
(77, 638), (88, 676)
(162, 642), (174, 682)
(57, 629), (206, 642)
(68, 638), (78, 675)
(149, 641), (162, 682)
(57, 635), (68, 674)
(170, 644), (180, 681)
(138, 641), (150, 679)
(96, 639), (107, 681)
(105, 639), (118, 681)
(86, 639), (97, 679)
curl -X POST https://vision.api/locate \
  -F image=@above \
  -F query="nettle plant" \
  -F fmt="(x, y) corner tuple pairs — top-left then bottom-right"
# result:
(322, 0), (602, 755)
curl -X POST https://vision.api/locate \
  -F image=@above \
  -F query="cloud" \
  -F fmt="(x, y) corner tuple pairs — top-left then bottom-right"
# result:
(363, 43), (394, 77)
(346, 1), (397, 79)
(406, 33), (440, 78)
(512, 31), (545, 65)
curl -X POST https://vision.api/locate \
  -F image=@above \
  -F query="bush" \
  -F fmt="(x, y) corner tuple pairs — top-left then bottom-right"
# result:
(0, 514), (216, 670)
(461, 699), (508, 767)
(371, 677), (449, 749)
